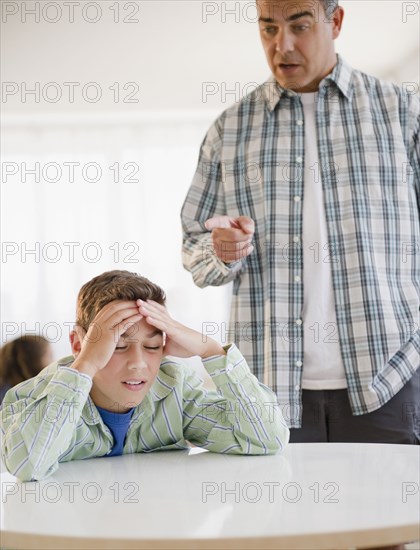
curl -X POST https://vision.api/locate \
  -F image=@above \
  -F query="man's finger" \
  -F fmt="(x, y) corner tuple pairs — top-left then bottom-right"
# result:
(237, 216), (255, 234)
(213, 228), (253, 244)
(205, 216), (237, 231)
(205, 215), (255, 234)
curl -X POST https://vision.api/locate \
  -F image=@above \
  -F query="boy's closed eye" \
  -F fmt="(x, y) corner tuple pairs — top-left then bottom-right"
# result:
(114, 345), (162, 351)
(115, 330), (164, 352)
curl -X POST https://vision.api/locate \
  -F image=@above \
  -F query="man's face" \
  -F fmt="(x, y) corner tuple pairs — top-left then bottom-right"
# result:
(257, 0), (344, 92)
(89, 318), (164, 412)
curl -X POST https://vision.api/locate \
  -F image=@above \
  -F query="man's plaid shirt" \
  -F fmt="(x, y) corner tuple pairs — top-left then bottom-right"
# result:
(181, 55), (420, 428)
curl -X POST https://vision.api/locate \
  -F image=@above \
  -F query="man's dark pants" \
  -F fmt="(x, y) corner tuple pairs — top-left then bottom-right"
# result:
(289, 369), (420, 444)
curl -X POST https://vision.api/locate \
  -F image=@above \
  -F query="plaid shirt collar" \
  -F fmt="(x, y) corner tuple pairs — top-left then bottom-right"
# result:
(263, 54), (354, 111)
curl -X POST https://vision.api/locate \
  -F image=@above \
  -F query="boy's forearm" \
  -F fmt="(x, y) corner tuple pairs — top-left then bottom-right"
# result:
(1, 367), (91, 481)
(187, 345), (290, 454)
(71, 356), (100, 379)
(200, 339), (226, 359)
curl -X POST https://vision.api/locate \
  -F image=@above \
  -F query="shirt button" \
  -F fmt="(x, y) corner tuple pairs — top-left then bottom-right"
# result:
(293, 236), (300, 243)
(295, 319), (303, 326)
(294, 196), (301, 202)
(296, 119), (303, 126)
(296, 361), (303, 367)
(226, 363), (233, 372)
(296, 156), (303, 163)
(295, 385), (300, 391)
(294, 275), (301, 283)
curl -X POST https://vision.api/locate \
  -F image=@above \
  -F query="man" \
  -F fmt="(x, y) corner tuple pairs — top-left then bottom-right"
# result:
(181, 0), (419, 443)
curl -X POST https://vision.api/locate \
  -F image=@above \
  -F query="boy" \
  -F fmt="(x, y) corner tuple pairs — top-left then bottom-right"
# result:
(1, 270), (289, 481)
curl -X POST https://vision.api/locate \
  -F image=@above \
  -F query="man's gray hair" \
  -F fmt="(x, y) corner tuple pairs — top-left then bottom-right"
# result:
(321, 0), (339, 18)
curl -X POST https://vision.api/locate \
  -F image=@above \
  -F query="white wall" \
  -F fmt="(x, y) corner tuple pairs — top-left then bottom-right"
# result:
(2, 1), (419, 114)
(1, 0), (419, 363)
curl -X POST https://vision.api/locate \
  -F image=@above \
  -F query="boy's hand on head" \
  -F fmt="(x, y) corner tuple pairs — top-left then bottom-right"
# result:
(137, 299), (226, 359)
(71, 301), (143, 378)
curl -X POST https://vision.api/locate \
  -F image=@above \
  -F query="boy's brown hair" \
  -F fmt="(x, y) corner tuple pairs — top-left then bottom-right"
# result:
(76, 270), (166, 331)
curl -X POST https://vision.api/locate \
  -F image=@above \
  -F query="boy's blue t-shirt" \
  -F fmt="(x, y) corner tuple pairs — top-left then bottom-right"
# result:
(96, 405), (134, 456)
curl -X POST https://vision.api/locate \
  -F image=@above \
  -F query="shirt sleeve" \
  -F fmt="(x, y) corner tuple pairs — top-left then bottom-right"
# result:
(408, 94), (420, 213)
(1, 367), (92, 481)
(181, 116), (246, 288)
(182, 344), (290, 454)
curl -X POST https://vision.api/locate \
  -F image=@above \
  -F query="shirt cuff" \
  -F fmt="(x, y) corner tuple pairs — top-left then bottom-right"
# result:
(39, 365), (93, 401)
(201, 237), (245, 276)
(202, 343), (250, 385)
(220, 259), (244, 273)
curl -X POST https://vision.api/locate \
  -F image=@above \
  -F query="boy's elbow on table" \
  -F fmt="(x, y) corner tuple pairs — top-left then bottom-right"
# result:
(1, 443), (57, 482)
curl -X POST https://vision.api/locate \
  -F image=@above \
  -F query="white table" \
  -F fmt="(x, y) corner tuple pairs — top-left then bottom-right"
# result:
(1, 443), (419, 549)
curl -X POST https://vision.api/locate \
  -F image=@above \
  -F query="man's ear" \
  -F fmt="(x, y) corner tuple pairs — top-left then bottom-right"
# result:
(69, 326), (85, 357)
(331, 6), (344, 40)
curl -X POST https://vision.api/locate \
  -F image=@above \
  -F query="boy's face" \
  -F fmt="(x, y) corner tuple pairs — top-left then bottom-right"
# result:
(80, 318), (164, 412)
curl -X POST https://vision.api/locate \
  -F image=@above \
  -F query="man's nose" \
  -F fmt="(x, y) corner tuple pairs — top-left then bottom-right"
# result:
(275, 29), (294, 54)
